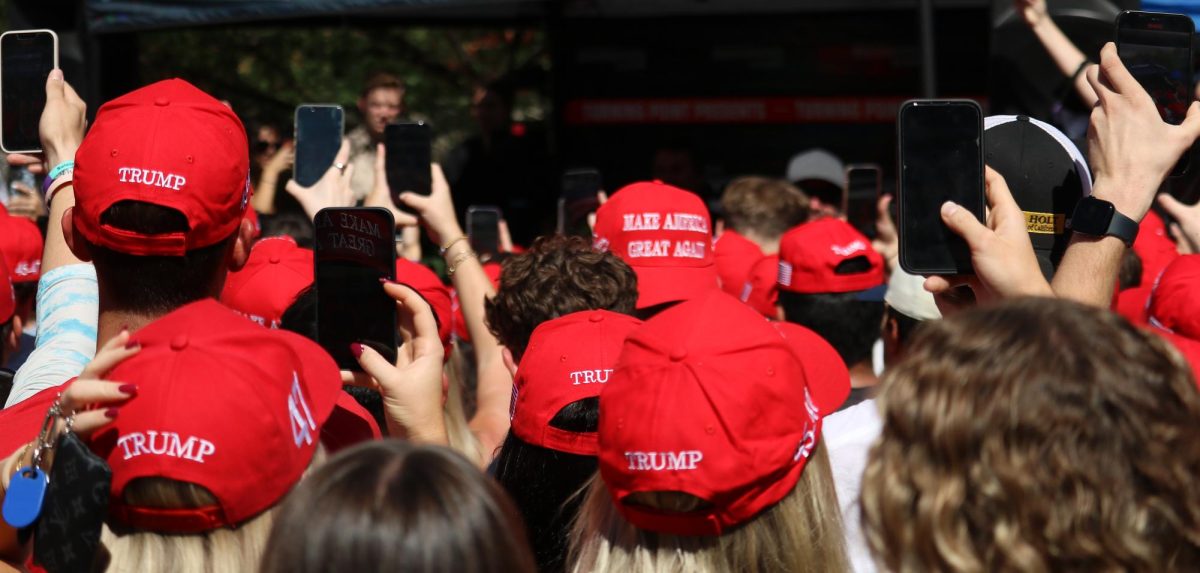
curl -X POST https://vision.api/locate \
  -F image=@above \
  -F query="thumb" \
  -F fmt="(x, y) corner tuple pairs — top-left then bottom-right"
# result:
(1157, 193), (1189, 219)
(283, 179), (304, 199)
(1181, 101), (1200, 142)
(940, 201), (990, 248)
(44, 69), (64, 103)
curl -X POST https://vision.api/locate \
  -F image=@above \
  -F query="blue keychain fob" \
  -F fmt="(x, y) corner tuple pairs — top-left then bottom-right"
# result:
(3, 466), (47, 528)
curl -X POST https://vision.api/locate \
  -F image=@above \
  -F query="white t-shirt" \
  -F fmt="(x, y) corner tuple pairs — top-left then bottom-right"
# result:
(823, 398), (883, 573)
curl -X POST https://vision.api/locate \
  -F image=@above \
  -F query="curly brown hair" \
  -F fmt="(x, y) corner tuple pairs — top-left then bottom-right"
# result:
(720, 176), (809, 238)
(862, 298), (1200, 573)
(485, 235), (638, 360)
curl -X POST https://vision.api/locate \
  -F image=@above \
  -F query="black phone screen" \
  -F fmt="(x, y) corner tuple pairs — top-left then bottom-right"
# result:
(898, 100), (983, 275)
(1117, 12), (1193, 176)
(314, 207), (397, 370)
(559, 169), (602, 237)
(845, 166), (880, 239)
(294, 105), (344, 187)
(1, 31), (55, 153)
(385, 122), (432, 203)
(467, 206), (501, 257)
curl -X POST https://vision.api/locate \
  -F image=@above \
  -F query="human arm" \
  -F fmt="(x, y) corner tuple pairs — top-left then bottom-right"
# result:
(251, 141), (293, 215)
(1016, 0), (1098, 107)
(1051, 43), (1200, 306)
(398, 166), (510, 462)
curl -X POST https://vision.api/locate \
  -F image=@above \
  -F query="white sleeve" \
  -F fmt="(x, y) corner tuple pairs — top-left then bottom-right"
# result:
(5, 264), (98, 407)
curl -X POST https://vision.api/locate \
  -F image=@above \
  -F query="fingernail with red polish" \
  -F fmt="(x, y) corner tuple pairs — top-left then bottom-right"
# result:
(350, 343), (364, 358)
(105, 408), (119, 419)
(119, 384), (138, 396)
(125, 339), (140, 350)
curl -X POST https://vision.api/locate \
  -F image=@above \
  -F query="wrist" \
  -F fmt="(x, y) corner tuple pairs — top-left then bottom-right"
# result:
(45, 143), (80, 170)
(431, 223), (464, 247)
(1090, 177), (1157, 222)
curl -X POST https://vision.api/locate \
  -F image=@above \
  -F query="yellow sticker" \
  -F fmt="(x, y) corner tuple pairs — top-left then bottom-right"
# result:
(1024, 211), (1065, 235)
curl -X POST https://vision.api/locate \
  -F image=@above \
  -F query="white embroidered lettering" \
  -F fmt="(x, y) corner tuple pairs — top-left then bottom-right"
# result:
(623, 450), (704, 471)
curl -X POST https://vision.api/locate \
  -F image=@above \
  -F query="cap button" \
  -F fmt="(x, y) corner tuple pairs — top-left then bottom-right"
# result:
(154, 97), (170, 107)
(589, 312), (604, 323)
(669, 347), (688, 362)
(170, 334), (189, 351)
(268, 254), (281, 264)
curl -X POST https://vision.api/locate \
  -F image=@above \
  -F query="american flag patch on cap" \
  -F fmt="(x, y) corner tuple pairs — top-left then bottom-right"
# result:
(778, 261), (793, 287)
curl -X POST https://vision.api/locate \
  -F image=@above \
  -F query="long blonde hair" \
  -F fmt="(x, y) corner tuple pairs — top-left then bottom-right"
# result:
(100, 447), (326, 572)
(567, 443), (849, 573)
(444, 344), (483, 465)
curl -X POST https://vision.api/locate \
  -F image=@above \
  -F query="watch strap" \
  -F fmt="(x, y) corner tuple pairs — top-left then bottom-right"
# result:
(1107, 208), (1139, 248)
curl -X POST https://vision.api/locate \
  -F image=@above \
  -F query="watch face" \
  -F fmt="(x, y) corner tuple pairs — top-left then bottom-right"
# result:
(1070, 198), (1115, 234)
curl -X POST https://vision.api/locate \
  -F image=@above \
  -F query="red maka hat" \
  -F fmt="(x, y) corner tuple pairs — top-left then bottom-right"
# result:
(396, 258), (453, 359)
(511, 310), (642, 456)
(592, 181), (718, 309)
(777, 218), (884, 296)
(1148, 255), (1200, 340)
(0, 206), (43, 283)
(220, 236), (313, 329)
(73, 79), (250, 256)
(739, 254), (780, 318)
(713, 230), (764, 298)
(89, 299), (341, 533)
(771, 320), (850, 411)
(1134, 210), (1179, 286)
(598, 290), (842, 536)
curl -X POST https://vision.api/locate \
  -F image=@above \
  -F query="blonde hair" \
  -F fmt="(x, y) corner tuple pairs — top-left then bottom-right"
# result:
(100, 447), (326, 572)
(568, 443), (849, 573)
(444, 345), (483, 465)
(861, 298), (1200, 573)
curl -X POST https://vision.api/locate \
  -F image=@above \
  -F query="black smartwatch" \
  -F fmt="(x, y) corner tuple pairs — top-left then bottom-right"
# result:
(1067, 197), (1138, 247)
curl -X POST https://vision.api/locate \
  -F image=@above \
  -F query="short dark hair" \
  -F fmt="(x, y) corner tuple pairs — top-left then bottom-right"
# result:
(779, 290), (883, 367)
(262, 441), (536, 573)
(885, 305), (925, 350)
(361, 72), (405, 98)
(87, 201), (234, 316)
(493, 397), (599, 573)
(484, 235), (638, 361)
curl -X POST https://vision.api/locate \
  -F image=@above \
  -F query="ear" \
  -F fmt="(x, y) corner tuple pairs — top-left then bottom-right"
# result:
(228, 218), (255, 271)
(62, 208), (93, 262)
(502, 346), (518, 378)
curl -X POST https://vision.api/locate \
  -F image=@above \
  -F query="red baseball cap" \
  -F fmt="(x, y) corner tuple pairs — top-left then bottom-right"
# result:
(73, 79), (251, 256)
(1148, 255), (1200, 340)
(0, 205), (43, 283)
(88, 298), (341, 533)
(771, 320), (850, 412)
(0, 253), (14, 324)
(396, 258), (453, 359)
(713, 230), (764, 298)
(739, 254), (779, 318)
(220, 236), (313, 328)
(1134, 210), (1179, 286)
(511, 310), (642, 455)
(598, 290), (840, 536)
(1114, 285), (1152, 327)
(777, 218), (884, 297)
(592, 181), (718, 309)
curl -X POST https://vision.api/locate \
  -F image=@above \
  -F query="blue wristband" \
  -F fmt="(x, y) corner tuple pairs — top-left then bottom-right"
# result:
(47, 160), (74, 182)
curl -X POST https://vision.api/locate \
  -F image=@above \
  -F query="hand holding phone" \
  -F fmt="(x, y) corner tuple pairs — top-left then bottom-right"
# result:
(1, 30), (58, 154)
(1115, 10), (1194, 177)
(898, 99), (985, 275)
(314, 207), (398, 370)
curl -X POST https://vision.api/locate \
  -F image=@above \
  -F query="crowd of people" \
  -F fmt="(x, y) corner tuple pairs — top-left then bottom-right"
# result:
(1, 2), (1200, 571)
